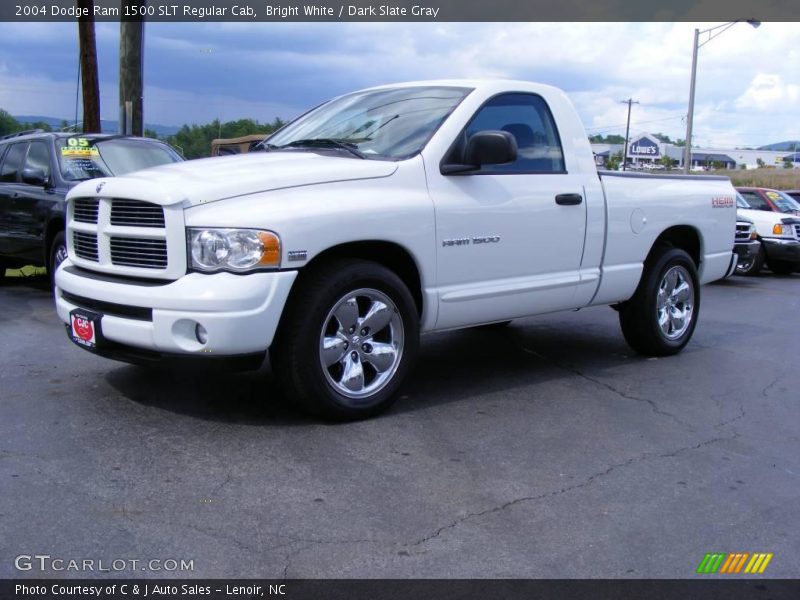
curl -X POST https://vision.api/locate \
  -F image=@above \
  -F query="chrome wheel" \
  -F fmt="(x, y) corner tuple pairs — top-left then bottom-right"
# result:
(319, 288), (404, 402)
(735, 258), (753, 274)
(656, 265), (694, 340)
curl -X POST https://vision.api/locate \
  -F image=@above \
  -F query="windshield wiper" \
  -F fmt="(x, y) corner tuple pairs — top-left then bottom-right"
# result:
(277, 138), (366, 159)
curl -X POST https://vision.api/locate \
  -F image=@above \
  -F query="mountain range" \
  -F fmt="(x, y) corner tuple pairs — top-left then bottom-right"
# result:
(757, 141), (800, 152)
(13, 115), (179, 137)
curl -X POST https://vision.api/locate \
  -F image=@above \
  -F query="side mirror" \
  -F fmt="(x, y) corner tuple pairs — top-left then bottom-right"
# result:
(441, 130), (517, 175)
(465, 130), (517, 166)
(22, 167), (48, 186)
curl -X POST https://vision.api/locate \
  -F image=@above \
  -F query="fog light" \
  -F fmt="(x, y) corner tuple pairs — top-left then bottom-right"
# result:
(195, 323), (208, 344)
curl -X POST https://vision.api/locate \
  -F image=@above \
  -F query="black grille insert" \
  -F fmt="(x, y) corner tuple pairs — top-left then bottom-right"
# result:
(110, 237), (168, 269)
(73, 231), (99, 262)
(110, 199), (165, 228)
(73, 198), (99, 224)
(61, 291), (153, 321)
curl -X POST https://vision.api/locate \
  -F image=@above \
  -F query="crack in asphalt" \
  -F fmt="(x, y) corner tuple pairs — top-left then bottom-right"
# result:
(761, 377), (783, 398)
(516, 344), (693, 429)
(406, 429), (740, 548)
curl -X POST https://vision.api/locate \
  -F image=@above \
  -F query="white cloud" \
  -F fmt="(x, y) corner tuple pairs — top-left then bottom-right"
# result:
(735, 74), (800, 111)
(1, 21), (798, 147)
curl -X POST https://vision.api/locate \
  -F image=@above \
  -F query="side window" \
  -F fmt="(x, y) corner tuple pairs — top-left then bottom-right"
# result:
(740, 192), (770, 211)
(0, 143), (27, 183)
(24, 141), (51, 180)
(465, 93), (565, 173)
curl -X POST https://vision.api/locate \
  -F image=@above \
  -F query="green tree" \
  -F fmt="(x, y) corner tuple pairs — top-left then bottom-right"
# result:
(660, 155), (676, 169)
(144, 128), (160, 139)
(756, 158), (765, 168)
(166, 116), (285, 159)
(710, 160), (725, 171)
(783, 160), (794, 169)
(653, 133), (674, 144)
(0, 109), (19, 136)
(589, 134), (625, 145)
(606, 150), (623, 170)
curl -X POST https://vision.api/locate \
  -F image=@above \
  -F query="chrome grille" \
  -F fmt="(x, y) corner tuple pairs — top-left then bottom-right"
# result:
(68, 198), (183, 279)
(110, 199), (165, 228)
(73, 231), (99, 262)
(73, 198), (99, 224)
(110, 237), (168, 269)
(735, 223), (752, 242)
(794, 224), (800, 239)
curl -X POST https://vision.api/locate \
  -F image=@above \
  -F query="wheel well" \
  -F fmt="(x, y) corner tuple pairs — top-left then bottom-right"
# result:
(44, 217), (65, 266)
(304, 241), (424, 316)
(649, 225), (701, 266)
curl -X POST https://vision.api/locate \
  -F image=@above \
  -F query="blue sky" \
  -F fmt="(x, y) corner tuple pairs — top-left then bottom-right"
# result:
(0, 22), (797, 147)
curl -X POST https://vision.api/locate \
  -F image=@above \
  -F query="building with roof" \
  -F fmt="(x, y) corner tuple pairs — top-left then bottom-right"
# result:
(592, 133), (799, 170)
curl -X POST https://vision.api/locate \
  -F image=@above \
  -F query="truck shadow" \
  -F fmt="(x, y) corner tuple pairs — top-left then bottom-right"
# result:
(103, 317), (665, 424)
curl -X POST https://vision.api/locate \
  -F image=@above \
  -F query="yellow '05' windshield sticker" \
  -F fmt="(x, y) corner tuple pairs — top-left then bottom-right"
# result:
(61, 138), (99, 157)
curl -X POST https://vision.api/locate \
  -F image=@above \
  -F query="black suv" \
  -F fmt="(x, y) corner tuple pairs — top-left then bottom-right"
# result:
(0, 130), (183, 284)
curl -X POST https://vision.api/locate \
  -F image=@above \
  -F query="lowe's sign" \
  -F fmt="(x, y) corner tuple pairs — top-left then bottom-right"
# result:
(628, 135), (661, 158)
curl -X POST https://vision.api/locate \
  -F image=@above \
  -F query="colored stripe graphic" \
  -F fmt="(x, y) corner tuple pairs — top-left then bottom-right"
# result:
(697, 552), (773, 574)
(696, 553), (726, 574)
(744, 553), (774, 574)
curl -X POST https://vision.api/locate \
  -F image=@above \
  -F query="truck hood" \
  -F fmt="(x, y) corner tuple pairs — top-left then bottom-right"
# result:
(68, 152), (398, 207)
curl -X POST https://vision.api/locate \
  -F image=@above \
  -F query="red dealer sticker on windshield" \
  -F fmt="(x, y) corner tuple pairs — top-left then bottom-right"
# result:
(712, 196), (734, 208)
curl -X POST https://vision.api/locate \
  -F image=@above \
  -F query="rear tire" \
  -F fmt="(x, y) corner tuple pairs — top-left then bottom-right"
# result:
(48, 231), (67, 289)
(735, 245), (764, 276)
(619, 247), (700, 356)
(271, 259), (419, 421)
(768, 259), (796, 275)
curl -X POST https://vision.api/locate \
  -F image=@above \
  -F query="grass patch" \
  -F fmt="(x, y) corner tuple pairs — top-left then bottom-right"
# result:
(708, 168), (800, 190)
(6, 265), (47, 278)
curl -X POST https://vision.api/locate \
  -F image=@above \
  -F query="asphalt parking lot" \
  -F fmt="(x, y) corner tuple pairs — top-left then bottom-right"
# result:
(1, 272), (798, 579)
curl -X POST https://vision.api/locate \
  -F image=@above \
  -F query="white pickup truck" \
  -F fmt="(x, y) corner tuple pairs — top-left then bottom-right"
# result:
(56, 80), (737, 419)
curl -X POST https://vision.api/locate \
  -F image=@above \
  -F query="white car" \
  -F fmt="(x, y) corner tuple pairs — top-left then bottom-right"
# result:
(55, 80), (737, 419)
(735, 188), (800, 275)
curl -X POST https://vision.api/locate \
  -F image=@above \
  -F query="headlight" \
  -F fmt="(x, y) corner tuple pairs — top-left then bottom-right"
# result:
(188, 228), (281, 272)
(772, 223), (791, 236)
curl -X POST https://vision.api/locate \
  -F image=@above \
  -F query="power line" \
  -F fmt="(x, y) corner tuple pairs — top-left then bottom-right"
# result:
(585, 114), (684, 132)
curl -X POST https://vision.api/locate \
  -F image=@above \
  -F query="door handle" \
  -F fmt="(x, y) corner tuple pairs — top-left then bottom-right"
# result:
(555, 193), (582, 205)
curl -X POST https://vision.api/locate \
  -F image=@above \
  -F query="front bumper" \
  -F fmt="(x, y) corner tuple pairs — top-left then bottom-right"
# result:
(761, 238), (800, 263)
(55, 261), (297, 361)
(734, 240), (760, 261)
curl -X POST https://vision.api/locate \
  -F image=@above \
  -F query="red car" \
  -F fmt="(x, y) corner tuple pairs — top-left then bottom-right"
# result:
(736, 187), (800, 215)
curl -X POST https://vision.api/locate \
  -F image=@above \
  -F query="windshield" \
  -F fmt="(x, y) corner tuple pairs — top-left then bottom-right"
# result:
(266, 86), (472, 160)
(58, 137), (183, 181)
(764, 189), (800, 214)
(735, 192), (750, 209)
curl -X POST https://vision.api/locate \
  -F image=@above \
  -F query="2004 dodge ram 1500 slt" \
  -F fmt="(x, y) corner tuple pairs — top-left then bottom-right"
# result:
(55, 80), (738, 419)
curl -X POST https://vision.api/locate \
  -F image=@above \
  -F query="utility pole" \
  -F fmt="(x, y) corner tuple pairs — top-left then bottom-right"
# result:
(620, 98), (639, 171)
(120, 1), (145, 136)
(77, 0), (100, 133)
(683, 28), (700, 173)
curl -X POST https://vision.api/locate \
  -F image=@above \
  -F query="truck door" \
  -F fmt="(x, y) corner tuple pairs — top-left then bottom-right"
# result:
(12, 140), (57, 262)
(426, 93), (588, 329)
(0, 142), (29, 258)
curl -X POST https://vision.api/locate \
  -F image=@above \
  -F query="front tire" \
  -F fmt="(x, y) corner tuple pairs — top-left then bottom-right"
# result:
(271, 259), (419, 421)
(768, 259), (796, 275)
(619, 247), (700, 356)
(48, 231), (67, 289)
